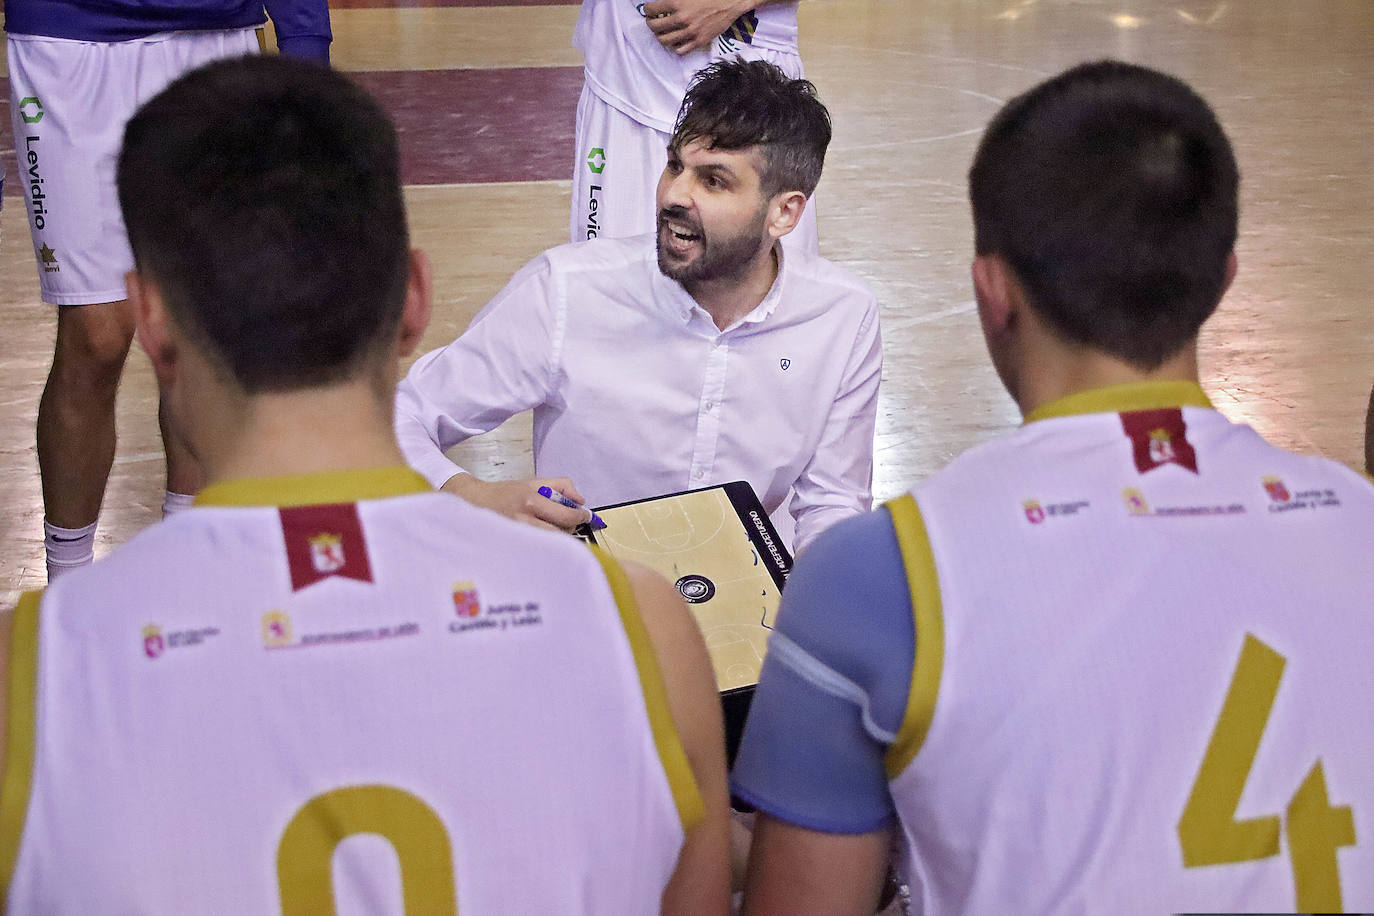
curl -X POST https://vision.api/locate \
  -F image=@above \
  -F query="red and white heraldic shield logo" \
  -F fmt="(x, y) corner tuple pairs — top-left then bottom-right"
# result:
(279, 503), (374, 591)
(1120, 408), (1199, 475)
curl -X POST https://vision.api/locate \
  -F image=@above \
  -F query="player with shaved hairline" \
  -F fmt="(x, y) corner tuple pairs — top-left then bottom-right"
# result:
(735, 60), (1374, 914)
(0, 55), (730, 913)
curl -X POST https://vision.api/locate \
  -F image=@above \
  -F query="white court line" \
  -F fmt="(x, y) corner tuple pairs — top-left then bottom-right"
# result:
(838, 126), (985, 154)
(112, 451), (165, 467)
(824, 43), (1051, 78)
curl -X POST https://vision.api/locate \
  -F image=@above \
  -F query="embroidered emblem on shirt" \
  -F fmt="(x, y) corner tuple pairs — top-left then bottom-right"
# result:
(1120, 408), (1198, 474)
(779, 358), (791, 370)
(280, 503), (374, 591)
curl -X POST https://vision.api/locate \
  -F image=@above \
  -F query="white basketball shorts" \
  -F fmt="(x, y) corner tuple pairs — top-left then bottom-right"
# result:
(7, 28), (261, 306)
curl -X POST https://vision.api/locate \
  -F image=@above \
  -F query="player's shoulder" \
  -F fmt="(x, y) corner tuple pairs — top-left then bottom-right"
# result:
(790, 508), (907, 621)
(780, 507), (913, 680)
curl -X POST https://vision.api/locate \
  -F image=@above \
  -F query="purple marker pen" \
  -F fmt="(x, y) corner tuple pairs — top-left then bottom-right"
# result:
(537, 485), (607, 530)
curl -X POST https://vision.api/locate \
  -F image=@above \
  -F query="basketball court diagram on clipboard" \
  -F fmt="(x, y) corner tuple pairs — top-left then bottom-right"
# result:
(587, 481), (792, 693)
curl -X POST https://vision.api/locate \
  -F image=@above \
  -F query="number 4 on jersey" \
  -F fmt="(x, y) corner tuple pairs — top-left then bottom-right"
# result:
(1177, 634), (1356, 911)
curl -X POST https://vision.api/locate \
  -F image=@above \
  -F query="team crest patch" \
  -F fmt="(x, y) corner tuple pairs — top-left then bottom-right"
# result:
(143, 624), (165, 660)
(1122, 487), (1151, 516)
(1120, 408), (1198, 474)
(453, 581), (481, 618)
(1262, 476), (1291, 502)
(279, 503), (374, 591)
(262, 611), (293, 648)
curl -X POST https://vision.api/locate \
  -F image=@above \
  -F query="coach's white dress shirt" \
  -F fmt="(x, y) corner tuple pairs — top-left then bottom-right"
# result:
(395, 234), (881, 551)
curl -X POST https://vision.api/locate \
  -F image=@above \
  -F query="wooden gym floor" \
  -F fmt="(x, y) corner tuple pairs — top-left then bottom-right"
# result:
(1, 0), (1371, 604)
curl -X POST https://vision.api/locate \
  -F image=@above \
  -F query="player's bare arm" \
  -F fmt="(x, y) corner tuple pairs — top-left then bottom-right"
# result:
(741, 815), (891, 916)
(642, 0), (768, 55)
(622, 560), (732, 916)
(440, 473), (592, 532)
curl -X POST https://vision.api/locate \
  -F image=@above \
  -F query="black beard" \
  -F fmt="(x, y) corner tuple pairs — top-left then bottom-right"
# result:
(656, 206), (767, 287)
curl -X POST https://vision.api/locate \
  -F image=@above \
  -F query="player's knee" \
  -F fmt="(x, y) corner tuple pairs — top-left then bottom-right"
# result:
(54, 304), (136, 377)
(51, 317), (135, 399)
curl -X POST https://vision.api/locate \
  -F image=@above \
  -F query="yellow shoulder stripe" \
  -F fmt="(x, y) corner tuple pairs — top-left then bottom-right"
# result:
(883, 496), (945, 779)
(0, 590), (41, 904)
(589, 549), (705, 833)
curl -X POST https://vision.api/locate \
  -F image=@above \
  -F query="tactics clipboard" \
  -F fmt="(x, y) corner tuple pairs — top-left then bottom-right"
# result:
(586, 481), (792, 698)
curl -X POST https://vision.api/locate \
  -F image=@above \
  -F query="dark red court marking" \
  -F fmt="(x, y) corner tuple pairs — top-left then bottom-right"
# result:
(332, 0), (573, 7)
(353, 67), (580, 184)
(1, 68), (583, 193)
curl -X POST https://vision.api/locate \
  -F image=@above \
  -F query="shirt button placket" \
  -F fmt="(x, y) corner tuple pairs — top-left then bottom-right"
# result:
(689, 337), (729, 485)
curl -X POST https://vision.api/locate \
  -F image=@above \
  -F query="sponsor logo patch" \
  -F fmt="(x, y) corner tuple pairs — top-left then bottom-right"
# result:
(1022, 497), (1089, 525)
(1121, 486), (1243, 519)
(1261, 477), (1342, 514)
(18, 96), (43, 124)
(141, 622), (221, 660)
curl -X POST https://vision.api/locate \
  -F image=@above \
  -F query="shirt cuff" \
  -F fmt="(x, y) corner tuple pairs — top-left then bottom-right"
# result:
(276, 35), (331, 64)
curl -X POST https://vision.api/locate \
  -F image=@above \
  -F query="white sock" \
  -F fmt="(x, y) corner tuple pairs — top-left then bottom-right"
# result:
(44, 519), (97, 581)
(162, 491), (196, 518)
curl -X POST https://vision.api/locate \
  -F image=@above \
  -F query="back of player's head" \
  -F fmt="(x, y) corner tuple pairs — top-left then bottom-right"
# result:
(969, 61), (1239, 368)
(118, 54), (410, 393)
(670, 59), (831, 198)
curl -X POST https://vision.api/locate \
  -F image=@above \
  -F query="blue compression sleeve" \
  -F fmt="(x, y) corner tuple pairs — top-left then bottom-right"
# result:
(731, 506), (915, 833)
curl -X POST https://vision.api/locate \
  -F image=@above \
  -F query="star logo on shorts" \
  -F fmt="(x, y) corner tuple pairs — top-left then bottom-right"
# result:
(39, 244), (60, 272)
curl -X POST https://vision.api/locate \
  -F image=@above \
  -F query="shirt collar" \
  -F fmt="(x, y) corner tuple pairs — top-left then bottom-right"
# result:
(194, 466), (432, 508)
(654, 241), (788, 328)
(1024, 380), (1214, 425)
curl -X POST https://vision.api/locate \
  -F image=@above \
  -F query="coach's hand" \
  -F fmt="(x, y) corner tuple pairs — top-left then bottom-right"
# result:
(442, 473), (592, 533)
(643, 0), (752, 55)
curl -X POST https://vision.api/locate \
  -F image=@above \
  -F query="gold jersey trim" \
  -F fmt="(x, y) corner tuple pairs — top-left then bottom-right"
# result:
(884, 496), (945, 779)
(195, 466), (431, 508)
(0, 591), (41, 904)
(589, 548), (705, 833)
(1025, 380), (1214, 425)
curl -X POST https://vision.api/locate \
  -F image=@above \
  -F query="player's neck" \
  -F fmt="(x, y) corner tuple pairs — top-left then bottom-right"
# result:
(203, 379), (408, 484)
(1014, 337), (1201, 418)
(685, 243), (779, 331)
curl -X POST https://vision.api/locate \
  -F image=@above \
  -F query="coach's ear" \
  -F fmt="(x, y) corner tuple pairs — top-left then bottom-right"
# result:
(128, 270), (178, 386)
(765, 190), (808, 241)
(397, 249), (434, 358)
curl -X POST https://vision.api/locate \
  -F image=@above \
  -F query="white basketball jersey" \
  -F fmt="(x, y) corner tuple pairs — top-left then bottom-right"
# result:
(883, 382), (1374, 914)
(574, 0), (800, 131)
(1, 468), (699, 914)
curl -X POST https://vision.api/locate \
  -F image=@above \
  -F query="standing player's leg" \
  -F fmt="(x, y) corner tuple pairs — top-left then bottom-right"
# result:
(570, 85), (670, 243)
(37, 301), (136, 576)
(9, 36), (141, 578)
